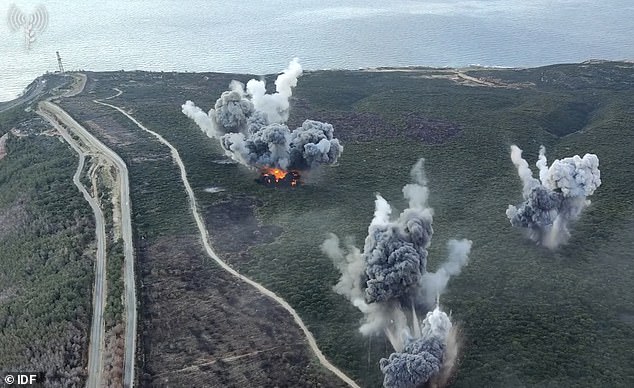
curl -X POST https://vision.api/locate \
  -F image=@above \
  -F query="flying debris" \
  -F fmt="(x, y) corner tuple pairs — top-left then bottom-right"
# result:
(322, 159), (471, 387)
(182, 59), (343, 185)
(506, 145), (601, 249)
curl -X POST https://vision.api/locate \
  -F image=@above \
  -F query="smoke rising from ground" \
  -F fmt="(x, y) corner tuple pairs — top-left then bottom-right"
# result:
(322, 159), (471, 387)
(380, 307), (459, 388)
(182, 59), (342, 171)
(506, 145), (601, 249)
(420, 239), (472, 307)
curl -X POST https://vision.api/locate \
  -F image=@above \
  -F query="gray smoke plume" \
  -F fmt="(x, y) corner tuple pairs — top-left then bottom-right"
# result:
(506, 145), (601, 249)
(420, 239), (472, 307)
(322, 159), (470, 387)
(323, 159), (471, 334)
(361, 158), (433, 307)
(380, 307), (457, 388)
(182, 59), (343, 171)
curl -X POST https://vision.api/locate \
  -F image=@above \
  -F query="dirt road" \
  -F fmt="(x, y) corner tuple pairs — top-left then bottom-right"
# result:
(94, 97), (360, 388)
(39, 100), (137, 388)
(36, 106), (108, 388)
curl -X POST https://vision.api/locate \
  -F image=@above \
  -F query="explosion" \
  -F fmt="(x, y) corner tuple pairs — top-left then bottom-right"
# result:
(380, 305), (459, 388)
(506, 145), (601, 249)
(181, 59), (343, 183)
(259, 167), (300, 187)
(322, 159), (471, 387)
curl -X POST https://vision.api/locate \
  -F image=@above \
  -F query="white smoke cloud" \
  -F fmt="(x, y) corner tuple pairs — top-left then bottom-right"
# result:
(507, 145), (601, 249)
(181, 100), (218, 137)
(323, 234), (365, 303)
(543, 153), (601, 197)
(247, 58), (302, 123)
(420, 239), (472, 306)
(509, 145), (540, 195)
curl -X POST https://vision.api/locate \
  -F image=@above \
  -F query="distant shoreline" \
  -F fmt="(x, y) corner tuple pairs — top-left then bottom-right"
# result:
(2, 59), (633, 107)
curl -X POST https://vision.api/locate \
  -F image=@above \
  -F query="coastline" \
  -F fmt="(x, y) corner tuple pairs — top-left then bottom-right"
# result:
(2, 59), (633, 108)
(4, 58), (632, 102)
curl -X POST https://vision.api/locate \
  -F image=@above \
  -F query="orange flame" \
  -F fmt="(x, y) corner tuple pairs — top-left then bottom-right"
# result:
(264, 167), (288, 181)
(260, 167), (301, 187)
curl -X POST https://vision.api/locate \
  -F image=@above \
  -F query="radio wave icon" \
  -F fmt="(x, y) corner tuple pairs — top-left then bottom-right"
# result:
(7, 4), (49, 49)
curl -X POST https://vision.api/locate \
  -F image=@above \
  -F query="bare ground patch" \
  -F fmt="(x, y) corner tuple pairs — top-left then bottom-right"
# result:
(204, 197), (282, 254)
(288, 105), (462, 144)
(363, 67), (533, 88)
(59, 98), (166, 159)
(0, 287), (18, 306)
(138, 234), (346, 387)
(0, 197), (29, 241)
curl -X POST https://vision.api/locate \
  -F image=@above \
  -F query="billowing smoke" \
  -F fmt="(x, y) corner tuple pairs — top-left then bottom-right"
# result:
(182, 59), (342, 172)
(506, 145), (601, 249)
(322, 159), (471, 387)
(380, 307), (459, 388)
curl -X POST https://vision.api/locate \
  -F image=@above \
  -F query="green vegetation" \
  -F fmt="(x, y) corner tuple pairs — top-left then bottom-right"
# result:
(0, 113), (94, 384)
(69, 62), (634, 387)
(93, 166), (126, 331)
(0, 106), (31, 136)
(104, 238), (124, 329)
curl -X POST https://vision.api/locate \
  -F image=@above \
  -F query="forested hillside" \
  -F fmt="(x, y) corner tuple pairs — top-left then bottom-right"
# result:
(0, 109), (94, 386)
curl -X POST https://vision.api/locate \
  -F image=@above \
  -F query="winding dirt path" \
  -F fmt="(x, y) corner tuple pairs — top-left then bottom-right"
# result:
(0, 133), (8, 161)
(94, 96), (360, 388)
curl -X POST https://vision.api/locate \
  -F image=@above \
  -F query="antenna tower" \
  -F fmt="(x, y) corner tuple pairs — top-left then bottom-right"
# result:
(56, 51), (65, 73)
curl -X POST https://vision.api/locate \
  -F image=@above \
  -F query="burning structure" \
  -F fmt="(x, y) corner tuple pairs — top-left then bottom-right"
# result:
(182, 59), (343, 186)
(322, 159), (471, 387)
(506, 145), (601, 249)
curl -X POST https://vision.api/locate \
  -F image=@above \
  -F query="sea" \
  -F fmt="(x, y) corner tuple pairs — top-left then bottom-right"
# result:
(1, 0), (633, 102)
